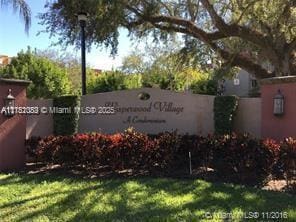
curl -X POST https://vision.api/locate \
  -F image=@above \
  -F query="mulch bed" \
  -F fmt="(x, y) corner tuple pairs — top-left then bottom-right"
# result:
(21, 162), (295, 194)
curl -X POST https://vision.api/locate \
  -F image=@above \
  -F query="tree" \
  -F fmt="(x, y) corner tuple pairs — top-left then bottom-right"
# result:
(40, 0), (295, 78)
(35, 49), (82, 95)
(121, 51), (147, 74)
(87, 70), (127, 93)
(0, 48), (71, 99)
(120, 42), (214, 92)
(1, 0), (31, 33)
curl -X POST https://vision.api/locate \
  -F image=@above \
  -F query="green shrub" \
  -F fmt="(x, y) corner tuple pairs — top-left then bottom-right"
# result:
(26, 130), (289, 186)
(212, 134), (278, 185)
(141, 68), (216, 94)
(214, 96), (239, 134)
(189, 79), (217, 95)
(279, 138), (296, 189)
(142, 71), (171, 89)
(0, 48), (71, 99)
(88, 71), (127, 93)
(25, 136), (42, 160)
(123, 74), (142, 89)
(53, 95), (80, 136)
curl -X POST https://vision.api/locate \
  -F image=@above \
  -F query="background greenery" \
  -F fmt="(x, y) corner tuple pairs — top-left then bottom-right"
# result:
(0, 48), (71, 99)
(1, 47), (218, 98)
(88, 43), (218, 95)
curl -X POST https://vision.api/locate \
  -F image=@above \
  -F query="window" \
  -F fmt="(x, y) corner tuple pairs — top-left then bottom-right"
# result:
(251, 79), (258, 88)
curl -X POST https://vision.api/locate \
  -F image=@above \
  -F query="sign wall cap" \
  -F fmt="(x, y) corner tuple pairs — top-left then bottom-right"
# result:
(260, 76), (296, 85)
(0, 78), (31, 85)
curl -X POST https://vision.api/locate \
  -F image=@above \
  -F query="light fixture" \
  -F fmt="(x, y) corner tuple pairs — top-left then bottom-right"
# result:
(273, 89), (284, 116)
(77, 12), (87, 23)
(4, 89), (15, 117)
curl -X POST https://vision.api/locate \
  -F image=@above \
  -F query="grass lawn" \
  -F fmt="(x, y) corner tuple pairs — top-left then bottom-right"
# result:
(0, 173), (295, 222)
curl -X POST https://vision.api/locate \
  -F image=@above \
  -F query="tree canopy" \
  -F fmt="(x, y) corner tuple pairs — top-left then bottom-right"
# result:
(0, 48), (71, 99)
(88, 42), (216, 95)
(40, 0), (295, 79)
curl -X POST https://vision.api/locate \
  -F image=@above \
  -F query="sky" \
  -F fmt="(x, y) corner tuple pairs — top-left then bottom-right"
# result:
(0, 0), (134, 70)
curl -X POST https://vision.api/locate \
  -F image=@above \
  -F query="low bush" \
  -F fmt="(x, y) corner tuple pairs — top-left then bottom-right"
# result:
(53, 95), (80, 136)
(214, 96), (239, 134)
(102, 129), (154, 170)
(35, 133), (109, 165)
(279, 138), (296, 187)
(25, 136), (41, 160)
(189, 79), (217, 95)
(211, 134), (279, 185)
(87, 71), (127, 93)
(26, 129), (294, 186)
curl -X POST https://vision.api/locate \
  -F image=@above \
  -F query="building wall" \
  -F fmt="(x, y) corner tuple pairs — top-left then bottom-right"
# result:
(0, 55), (11, 67)
(26, 99), (53, 138)
(224, 70), (251, 97)
(0, 80), (29, 171)
(261, 77), (296, 141)
(233, 98), (261, 138)
(26, 88), (262, 138)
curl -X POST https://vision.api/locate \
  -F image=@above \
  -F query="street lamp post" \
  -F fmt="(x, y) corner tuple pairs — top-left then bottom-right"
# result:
(78, 12), (87, 95)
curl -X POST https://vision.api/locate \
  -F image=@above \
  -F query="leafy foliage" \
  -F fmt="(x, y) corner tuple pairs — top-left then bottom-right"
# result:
(279, 138), (296, 188)
(214, 96), (239, 134)
(35, 48), (83, 95)
(87, 70), (127, 93)
(121, 51), (147, 74)
(211, 134), (278, 185)
(25, 136), (42, 160)
(53, 95), (80, 136)
(189, 79), (217, 95)
(105, 43), (216, 94)
(87, 68), (216, 95)
(39, 0), (124, 54)
(26, 129), (295, 186)
(0, 48), (71, 99)
(121, 43), (214, 91)
(39, 0), (296, 78)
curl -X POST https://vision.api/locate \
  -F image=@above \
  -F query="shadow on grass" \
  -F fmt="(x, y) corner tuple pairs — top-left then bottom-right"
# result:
(0, 172), (295, 222)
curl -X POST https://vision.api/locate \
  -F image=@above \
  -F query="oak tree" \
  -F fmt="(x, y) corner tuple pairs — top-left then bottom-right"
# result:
(40, 0), (296, 78)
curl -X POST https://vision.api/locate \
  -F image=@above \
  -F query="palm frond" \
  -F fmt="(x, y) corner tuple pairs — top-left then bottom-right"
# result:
(1, 0), (31, 33)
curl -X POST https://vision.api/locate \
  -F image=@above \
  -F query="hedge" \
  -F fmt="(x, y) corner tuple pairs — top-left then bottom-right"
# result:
(214, 96), (239, 134)
(26, 129), (295, 186)
(53, 95), (80, 136)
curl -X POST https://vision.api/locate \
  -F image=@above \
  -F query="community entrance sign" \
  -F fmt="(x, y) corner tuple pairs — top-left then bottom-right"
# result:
(79, 88), (215, 135)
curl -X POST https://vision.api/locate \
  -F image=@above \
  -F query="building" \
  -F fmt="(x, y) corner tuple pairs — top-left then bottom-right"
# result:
(0, 55), (11, 67)
(91, 68), (102, 75)
(224, 69), (259, 97)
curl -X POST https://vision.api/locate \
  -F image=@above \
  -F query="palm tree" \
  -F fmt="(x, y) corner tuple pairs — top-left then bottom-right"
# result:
(1, 0), (31, 33)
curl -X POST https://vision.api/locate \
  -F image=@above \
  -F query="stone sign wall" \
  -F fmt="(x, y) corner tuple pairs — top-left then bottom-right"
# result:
(26, 88), (262, 138)
(79, 88), (215, 135)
